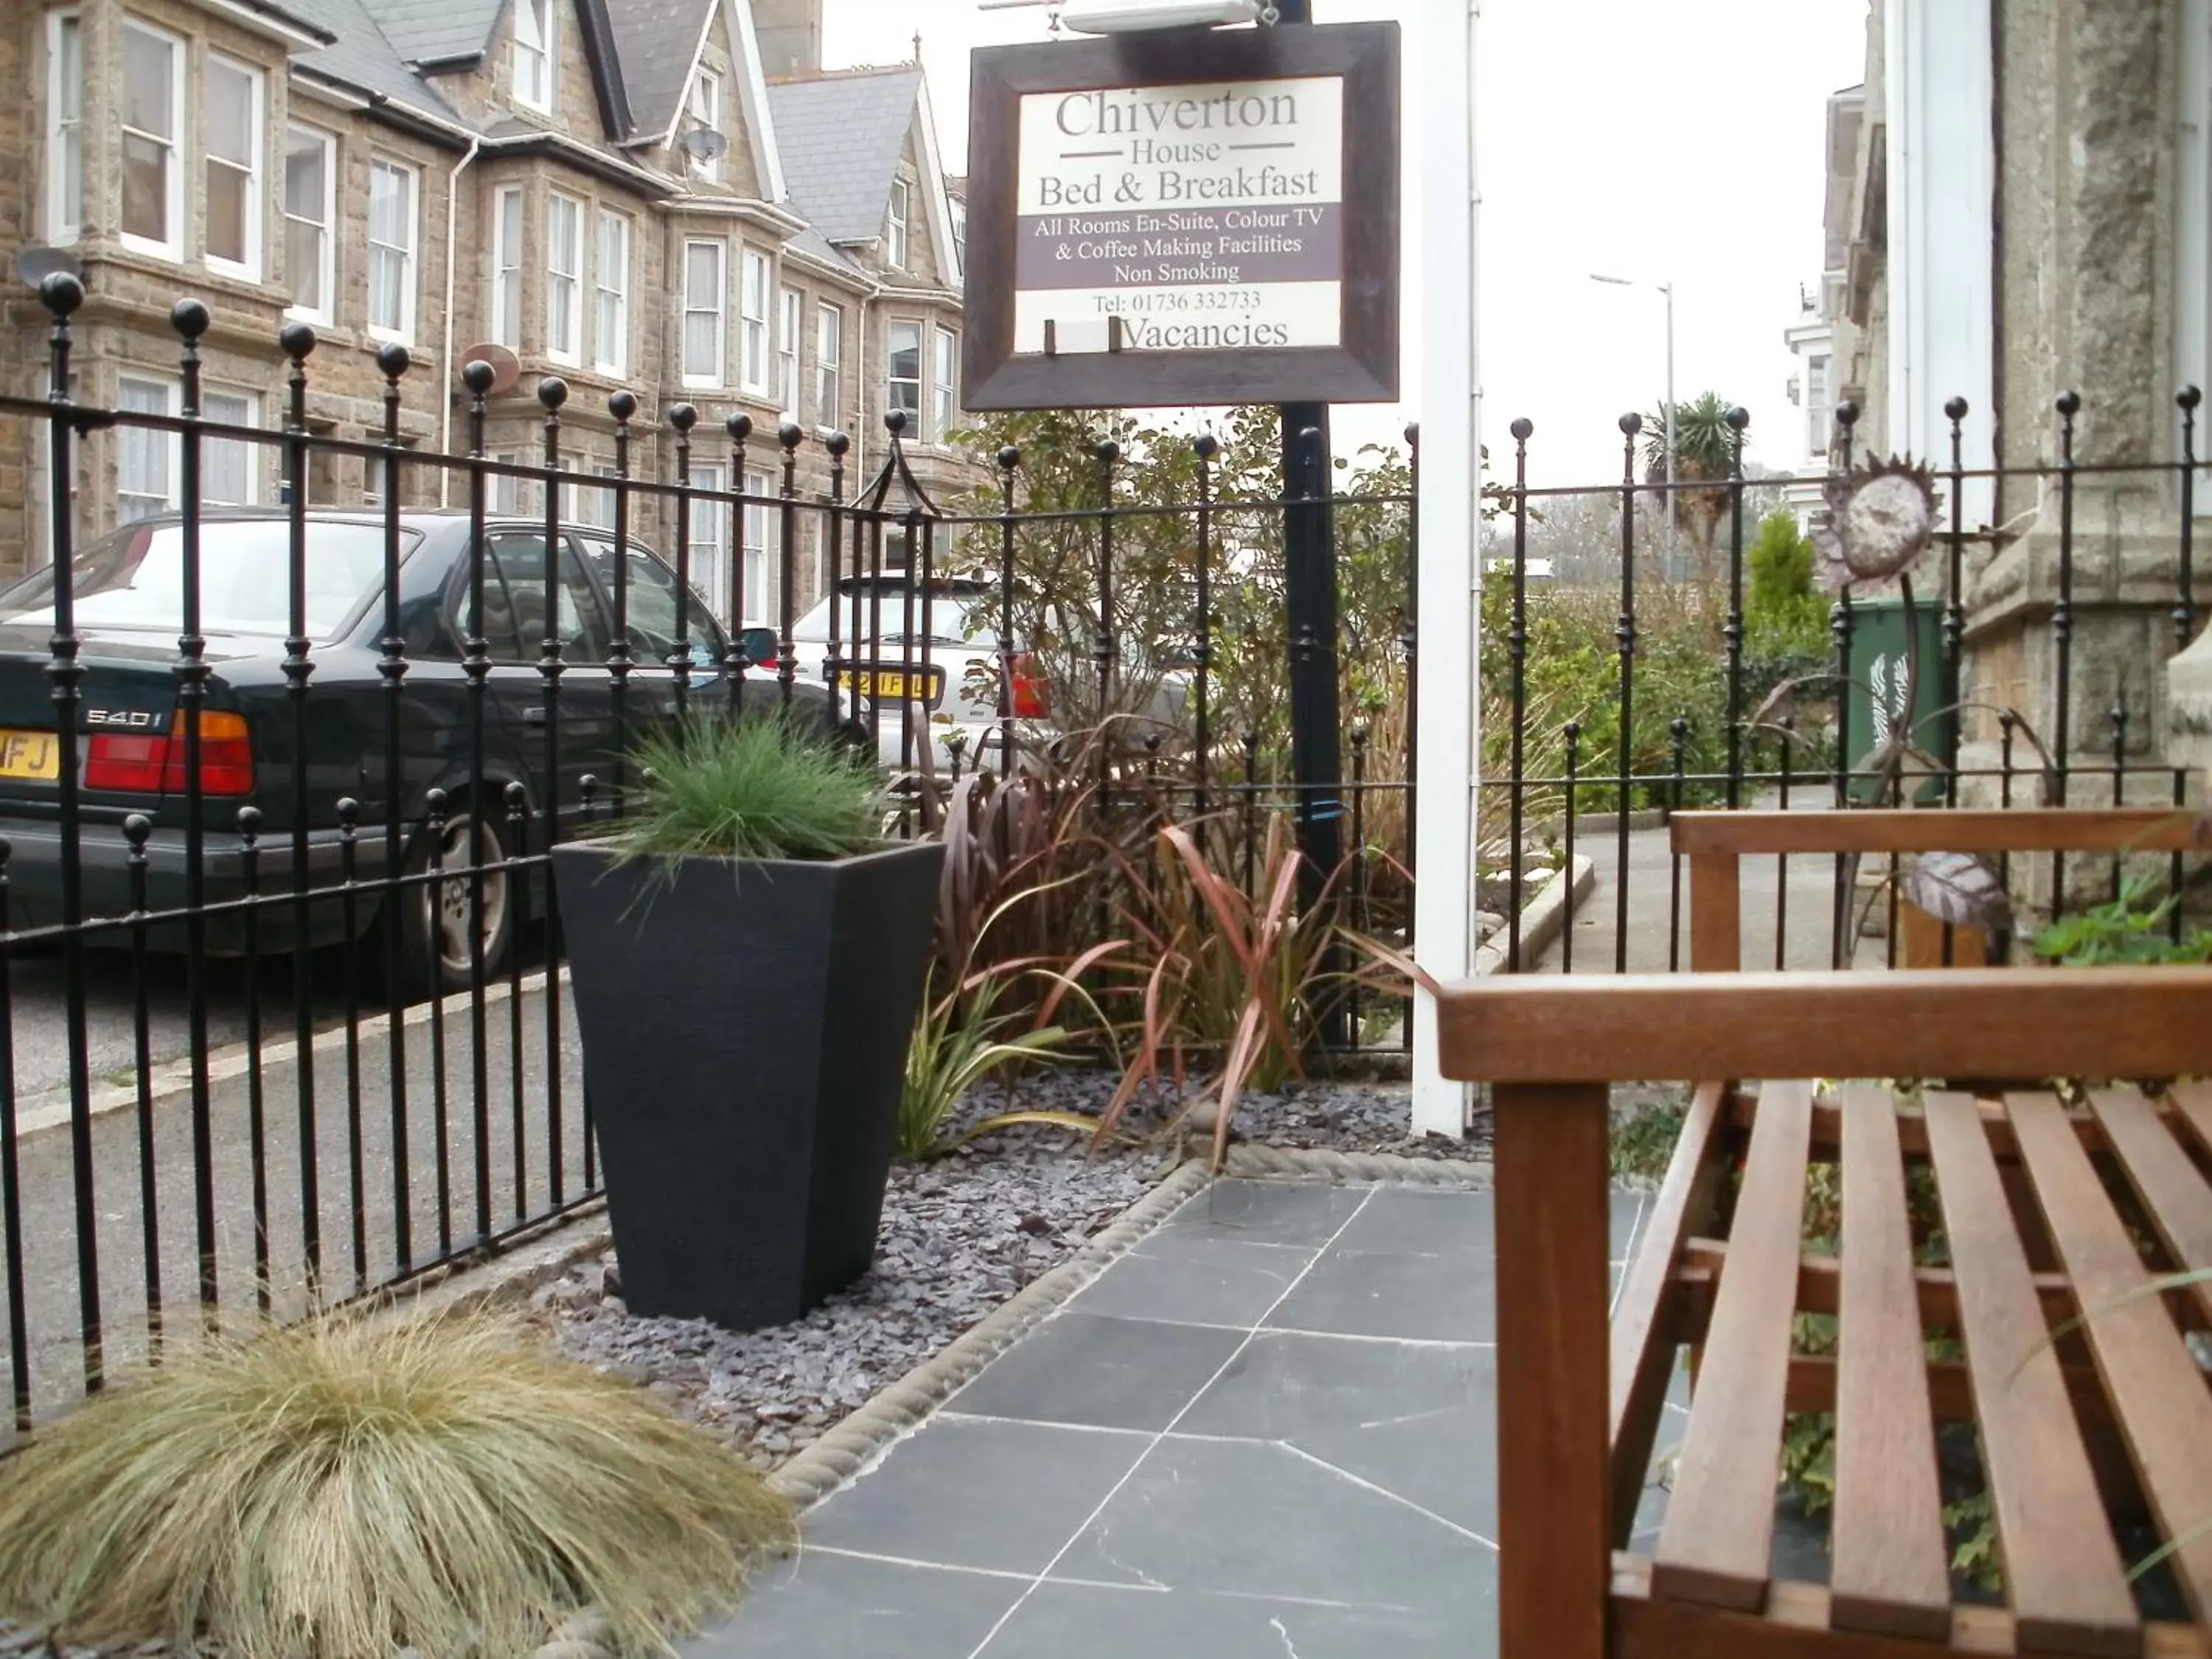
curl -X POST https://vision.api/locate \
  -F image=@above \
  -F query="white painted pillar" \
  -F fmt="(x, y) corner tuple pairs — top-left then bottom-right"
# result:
(1410, 0), (1480, 1141)
(1886, 0), (1993, 518)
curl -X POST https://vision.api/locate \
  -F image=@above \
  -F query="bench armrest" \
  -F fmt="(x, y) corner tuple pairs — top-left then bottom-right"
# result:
(1669, 807), (2202, 859)
(1437, 967), (2212, 1085)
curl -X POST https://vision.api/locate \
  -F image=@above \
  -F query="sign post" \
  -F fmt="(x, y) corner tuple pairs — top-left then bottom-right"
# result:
(1270, 0), (1344, 1045)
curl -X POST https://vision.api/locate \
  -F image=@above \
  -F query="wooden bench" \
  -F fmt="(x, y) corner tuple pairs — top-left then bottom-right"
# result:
(1438, 807), (2212, 1658)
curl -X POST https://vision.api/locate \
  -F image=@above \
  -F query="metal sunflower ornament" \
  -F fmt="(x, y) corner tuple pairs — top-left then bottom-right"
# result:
(1815, 455), (1941, 589)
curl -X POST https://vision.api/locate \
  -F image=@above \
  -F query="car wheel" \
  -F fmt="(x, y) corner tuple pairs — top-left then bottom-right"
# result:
(394, 804), (514, 998)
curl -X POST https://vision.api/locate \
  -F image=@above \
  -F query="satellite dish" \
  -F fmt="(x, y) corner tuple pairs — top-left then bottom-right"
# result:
(15, 246), (83, 291)
(1061, 0), (1268, 31)
(679, 127), (729, 164)
(459, 343), (521, 397)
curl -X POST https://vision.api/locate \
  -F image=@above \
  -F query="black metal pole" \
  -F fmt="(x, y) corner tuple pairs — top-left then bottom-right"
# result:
(1274, 0), (1345, 1046)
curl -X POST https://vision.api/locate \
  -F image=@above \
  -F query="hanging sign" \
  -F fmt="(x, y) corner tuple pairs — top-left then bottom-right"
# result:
(962, 22), (1399, 409)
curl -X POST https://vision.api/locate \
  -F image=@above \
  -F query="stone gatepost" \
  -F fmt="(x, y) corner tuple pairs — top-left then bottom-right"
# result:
(1953, 0), (2212, 924)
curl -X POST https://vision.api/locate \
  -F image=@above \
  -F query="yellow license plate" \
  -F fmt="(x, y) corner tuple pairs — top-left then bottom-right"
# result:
(0, 730), (58, 782)
(839, 668), (942, 703)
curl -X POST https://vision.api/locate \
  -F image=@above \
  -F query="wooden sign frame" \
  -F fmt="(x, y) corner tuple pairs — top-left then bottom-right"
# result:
(961, 21), (1401, 411)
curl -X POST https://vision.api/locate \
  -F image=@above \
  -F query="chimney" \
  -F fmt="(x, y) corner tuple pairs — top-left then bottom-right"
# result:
(752, 0), (823, 76)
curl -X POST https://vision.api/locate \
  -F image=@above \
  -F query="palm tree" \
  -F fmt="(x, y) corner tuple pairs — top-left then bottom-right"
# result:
(1639, 391), (1743, 601)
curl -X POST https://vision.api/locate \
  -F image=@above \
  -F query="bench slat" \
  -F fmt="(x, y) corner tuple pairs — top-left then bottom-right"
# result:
(1924, 1088), (2139, 1657)
(1830, 1082), (1951, 1639)
(1608, 1080), (1731, 1548)
(1652, 1079), (1812, 1611)
(2011, 1090), (2212, 1622)
(2171, 1081), (2212, 1172)
(2091, 1088), (2212, 1326)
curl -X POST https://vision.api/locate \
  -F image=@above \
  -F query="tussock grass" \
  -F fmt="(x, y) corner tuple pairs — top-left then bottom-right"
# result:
(0, 1310), (792, 1659)
(612, 714), (884, 866)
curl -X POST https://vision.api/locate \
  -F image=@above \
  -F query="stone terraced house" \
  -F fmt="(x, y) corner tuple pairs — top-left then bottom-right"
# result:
(0, 0), (978, 622)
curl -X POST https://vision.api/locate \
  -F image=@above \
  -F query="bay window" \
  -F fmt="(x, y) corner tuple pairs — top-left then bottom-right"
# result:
(740, 249), (771, 393)
(594, 209), (630, 376)
(204, 56), (263, 278)
(490, 186), (525, 348)
(886, 320), (922, 427)
(284, 127), (336, 322)
(367, 157), (419, 344)
(121, 22), (183, 257)
(681, 240), (726, 388)
(546, 190), (582, 363)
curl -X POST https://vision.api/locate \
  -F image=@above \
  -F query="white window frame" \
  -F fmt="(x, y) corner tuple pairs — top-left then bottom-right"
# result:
(202, 389), (259, 507)
(681, 238), (726, 389)
(45, 10), (83, 245)
(933, 324), (957, 444)
(117, 376), (178, 521)
(1805, 353), (1831, 462)
(490, 184), (526, 349)
(815, 302), (842, 431)
(777, 285), (802, 419)
(203, 53), (265, 281)
(511, 0), (555, 114)
(488, 451), (526, 515)
(573, 463), (619, 530)
(742, 468), (773, 622)
(686, 70), (722, 182)
(886, 177), (910, 270)
(740, 248), (771, 394)
(886, 319), (922, 426)
(119, 20), (185, 260)
(545, 189), (584, 365)
(686, 462), (728, 618)
(594, 209), (630, 377)
(283, 125), (337, 324)
(367, 156), (420, 345)
(950, 198), (966, 276)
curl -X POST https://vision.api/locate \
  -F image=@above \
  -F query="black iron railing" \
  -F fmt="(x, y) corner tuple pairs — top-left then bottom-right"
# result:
(0, 276), (1419, 1433)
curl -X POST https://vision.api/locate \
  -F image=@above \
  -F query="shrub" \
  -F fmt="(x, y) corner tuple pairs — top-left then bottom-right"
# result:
(0, 1311), (791, 1659)
(899, 965), (1079, 1160)
(610, 714), (884, 866)
(1478, 579), (1733, 818)
(2032, 877), (2212, 964)
(1745, 509), (1831, 664)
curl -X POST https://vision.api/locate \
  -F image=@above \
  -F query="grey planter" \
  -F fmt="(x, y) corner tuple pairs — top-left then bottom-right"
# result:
(552, 838), (945, 1330)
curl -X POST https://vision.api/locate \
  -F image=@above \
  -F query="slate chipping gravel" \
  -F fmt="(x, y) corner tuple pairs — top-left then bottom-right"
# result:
(534, 1070), (1484, 1468)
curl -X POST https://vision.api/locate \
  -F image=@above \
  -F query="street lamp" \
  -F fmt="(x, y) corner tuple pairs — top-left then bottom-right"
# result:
(1591, 272), (1677, 582)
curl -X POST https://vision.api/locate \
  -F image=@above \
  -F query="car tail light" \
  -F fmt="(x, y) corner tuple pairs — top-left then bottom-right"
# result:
(86, 711), (254, 796)
(1009, 652), (1051, 720)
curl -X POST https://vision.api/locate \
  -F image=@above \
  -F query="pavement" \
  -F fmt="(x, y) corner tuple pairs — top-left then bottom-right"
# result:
(1533, 818), (1894, 975)
(0, 969), (588, 1431)
(691, 1178), (1666, 1659)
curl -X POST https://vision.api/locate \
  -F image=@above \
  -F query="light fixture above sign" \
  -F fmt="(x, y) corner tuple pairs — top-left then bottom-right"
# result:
(974, 0), (1279, 33)
(1061, 1), (1275, 32)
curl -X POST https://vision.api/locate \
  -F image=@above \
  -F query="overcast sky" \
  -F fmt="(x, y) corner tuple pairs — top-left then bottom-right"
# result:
(821, 0), (1870, 484)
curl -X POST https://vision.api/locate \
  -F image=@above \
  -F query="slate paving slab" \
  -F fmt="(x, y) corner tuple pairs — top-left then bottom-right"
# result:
(799, 1416), (1152, 1576)
(1262, 1246), (1496, 1343)
(945, 1312), (1247, 1433)
(688, 1179), (1509, 1659)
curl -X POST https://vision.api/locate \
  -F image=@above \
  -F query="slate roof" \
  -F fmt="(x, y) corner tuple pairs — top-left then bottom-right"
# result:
(766, 69), (922, 246)
(603, 0), (712, 142)
(358, 0), (508, 66)
(288, 0), (462, 121)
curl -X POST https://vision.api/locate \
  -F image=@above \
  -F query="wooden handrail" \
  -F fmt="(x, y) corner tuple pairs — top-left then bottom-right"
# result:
(1435, 967), (2212, 1085)
(1670, 807), (2201, 858)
